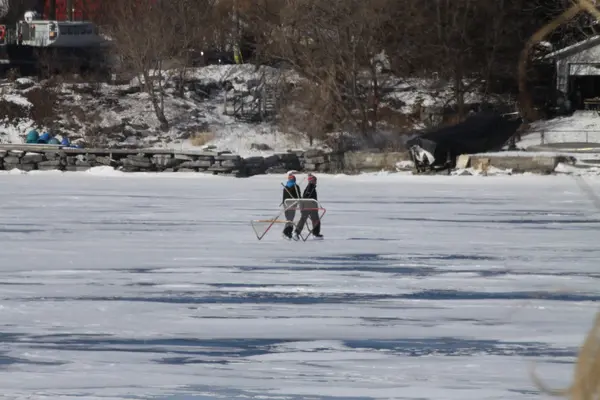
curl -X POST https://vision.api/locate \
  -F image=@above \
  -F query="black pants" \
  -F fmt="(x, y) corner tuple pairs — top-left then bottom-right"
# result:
(283, 209), (295, 235)
(296, 210), (320, 235)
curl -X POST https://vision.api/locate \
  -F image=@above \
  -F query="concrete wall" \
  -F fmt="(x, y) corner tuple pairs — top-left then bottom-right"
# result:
(468, 154), (561, 174)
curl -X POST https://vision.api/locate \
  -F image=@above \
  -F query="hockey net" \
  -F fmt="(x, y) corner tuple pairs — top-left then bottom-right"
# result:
(250, 199), (326, 241)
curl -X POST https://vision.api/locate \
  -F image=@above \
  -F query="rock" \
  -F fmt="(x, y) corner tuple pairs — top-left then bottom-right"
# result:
(196, 151), (218, 157)
(250, 143), (273, 151)
(95, 156), (116, 166)
(304, 163), (317, 171)
(129, 123), (150, 131)
(175, 154), (194, 161)
(196, 154), (216, 162)
(208, 166), (233, 173)
(263, 155), (279, 166)
(14, 163), (36, 171)
(3, 164), (18, 171)
(4, 156), (20, 164)
(152, 154), (182, 168)
(244, 156), (265, 166)
(327, 152), (344, 162)
(15, 77), (35, 90)
(127, 155), (149, 163)
(179, 160), (212, 168)
(44, 151), (64, 160)
(120, 166), (140, 172)
(305, 155), (325, 164)
(0, 150), (7, 158)
(76, 154), (87, 162)
(21, 153), (44, 164)
(216, 154), (241, 161)
(304, 149), (324, 158)
(122, 158), (153, 168)
(276, 152), (298, 162)
(177, 168), (196, 173)
(38, 165), (62, 171)
(220, 159), (243, 168)
(38, 160), (63, 167)
(317, 163), (330, 172)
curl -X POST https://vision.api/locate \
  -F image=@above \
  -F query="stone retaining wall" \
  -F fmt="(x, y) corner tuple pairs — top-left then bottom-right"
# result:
(0, 145), (411, 176)
(0, 145), (568, 176)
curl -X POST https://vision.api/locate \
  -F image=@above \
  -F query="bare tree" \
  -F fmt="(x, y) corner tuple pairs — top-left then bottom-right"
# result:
(103, 0), (179, 130)
(247, 0), (401, 144)
(165, 0), (219, 97)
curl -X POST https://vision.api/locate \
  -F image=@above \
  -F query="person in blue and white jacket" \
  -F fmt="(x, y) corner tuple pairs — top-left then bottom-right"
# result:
(281, 172), (302, 239)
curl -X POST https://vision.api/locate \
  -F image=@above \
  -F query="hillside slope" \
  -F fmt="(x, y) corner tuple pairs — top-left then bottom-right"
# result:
(0, 65), (507, 156)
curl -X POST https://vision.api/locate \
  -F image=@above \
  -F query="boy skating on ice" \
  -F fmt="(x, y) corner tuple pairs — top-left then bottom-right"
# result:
(282, 172), (302, 239)
(294, 173), (323, 240)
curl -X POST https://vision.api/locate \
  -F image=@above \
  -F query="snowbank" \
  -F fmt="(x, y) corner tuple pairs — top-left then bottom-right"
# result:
(519, 111), (600, 148)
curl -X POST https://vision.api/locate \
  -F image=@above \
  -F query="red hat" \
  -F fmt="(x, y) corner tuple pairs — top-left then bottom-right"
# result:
(308, 173), (317, 183)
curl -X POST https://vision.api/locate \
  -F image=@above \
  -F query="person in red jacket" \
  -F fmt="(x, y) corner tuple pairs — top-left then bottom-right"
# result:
(294, 173), (323, 239)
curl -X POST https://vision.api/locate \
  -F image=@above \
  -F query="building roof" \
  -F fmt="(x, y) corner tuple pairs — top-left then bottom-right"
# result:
(545, 35), (600, 59)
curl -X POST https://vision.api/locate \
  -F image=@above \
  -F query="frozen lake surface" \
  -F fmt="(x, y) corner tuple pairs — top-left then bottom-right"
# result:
(0, 171), (598, 400)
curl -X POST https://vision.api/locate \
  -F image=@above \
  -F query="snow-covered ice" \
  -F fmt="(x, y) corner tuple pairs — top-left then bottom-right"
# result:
(0, 172), (598, 399)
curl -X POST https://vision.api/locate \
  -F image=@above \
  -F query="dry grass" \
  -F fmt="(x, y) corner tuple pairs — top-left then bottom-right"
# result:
(190, 131), (216, 147)
(532, 311), (600, 400)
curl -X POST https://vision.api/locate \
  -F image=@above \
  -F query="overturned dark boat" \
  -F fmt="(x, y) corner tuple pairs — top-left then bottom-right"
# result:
(406, 112), (522, 172)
